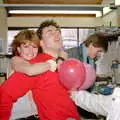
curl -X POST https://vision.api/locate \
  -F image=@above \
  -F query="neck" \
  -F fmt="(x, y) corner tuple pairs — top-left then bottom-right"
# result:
(86, 47), (89, 57)
(43, 49), (60, 59)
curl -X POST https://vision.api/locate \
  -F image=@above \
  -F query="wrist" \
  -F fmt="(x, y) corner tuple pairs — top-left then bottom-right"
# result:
(46, 59), (57, 72)
(46, 62), (51, 70)
(56, 56), (65, 63)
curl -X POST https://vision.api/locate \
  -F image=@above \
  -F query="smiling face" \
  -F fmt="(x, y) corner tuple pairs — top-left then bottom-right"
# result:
(40, 25), (62, 51)
(17, 41), (39, 60)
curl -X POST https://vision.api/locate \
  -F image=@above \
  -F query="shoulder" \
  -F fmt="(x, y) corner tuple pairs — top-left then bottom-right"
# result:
(59, 51), (68, 60)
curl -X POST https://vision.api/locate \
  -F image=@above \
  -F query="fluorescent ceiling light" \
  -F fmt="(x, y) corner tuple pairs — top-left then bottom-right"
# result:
(115, 0), (120, 6)
(9, 10), (102, 17)
(103, 7), (112, 15)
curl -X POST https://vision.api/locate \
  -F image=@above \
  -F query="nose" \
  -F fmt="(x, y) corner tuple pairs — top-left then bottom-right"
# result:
(54, 29), (60, 34)
(29, 46), (34, 53)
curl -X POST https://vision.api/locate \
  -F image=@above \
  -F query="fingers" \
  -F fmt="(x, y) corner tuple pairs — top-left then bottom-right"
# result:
(47, 60), (57, 72)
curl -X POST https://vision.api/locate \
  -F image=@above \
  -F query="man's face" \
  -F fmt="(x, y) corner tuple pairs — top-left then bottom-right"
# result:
(41, 25), (62, 51)
(17, 41), (38, 60)
(87, 43), (104, 59)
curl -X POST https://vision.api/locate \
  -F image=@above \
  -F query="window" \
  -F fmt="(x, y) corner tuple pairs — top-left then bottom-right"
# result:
(7, 27), (95, 54)
(61, 28), (78, 49)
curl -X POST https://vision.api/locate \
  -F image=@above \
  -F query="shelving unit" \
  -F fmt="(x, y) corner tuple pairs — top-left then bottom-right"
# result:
(0, 54), (12, 84)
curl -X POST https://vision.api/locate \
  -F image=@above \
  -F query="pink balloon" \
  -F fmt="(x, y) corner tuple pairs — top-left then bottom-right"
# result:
(58, 58), (85, 90)
(79, 63), (96, 90)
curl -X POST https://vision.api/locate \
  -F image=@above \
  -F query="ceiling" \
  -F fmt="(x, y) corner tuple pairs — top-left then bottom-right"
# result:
(2, 0), (114, 17)
(3, 0), (103, 4)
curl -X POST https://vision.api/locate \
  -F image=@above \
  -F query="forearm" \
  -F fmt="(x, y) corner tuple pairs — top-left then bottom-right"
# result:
(71, 90), (112, 116)
(20, 62), (50, 76)
(11, 56), (51, 76)
(107, 87), (120, 120)
(10, 51), (67, 76)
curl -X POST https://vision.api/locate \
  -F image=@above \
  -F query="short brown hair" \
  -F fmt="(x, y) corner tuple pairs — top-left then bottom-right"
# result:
(11, 30), (41, 56)
(37, 19), (60, 40)
(84, 33), (108, 52)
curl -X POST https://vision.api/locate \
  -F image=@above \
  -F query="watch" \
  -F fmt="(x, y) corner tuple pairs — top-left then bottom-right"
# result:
(56, 56), (65, 63)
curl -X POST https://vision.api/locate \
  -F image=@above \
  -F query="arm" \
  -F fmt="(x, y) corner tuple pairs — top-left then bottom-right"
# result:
(70, 90), (112, 116)
(10, 56), (56, 76)
(107, 87), (120, 120)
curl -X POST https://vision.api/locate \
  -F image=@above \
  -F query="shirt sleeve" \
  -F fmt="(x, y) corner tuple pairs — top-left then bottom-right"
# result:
(70, 90), (112, 116)
(107, 87), (120, 120)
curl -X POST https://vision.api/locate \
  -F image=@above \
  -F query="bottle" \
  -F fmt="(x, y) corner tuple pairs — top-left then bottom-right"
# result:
(111, 60), (119, 84)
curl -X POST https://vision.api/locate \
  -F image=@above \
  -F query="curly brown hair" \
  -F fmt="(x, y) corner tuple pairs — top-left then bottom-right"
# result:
(37, 19), (60, 40)
(11, 29), (42, 56)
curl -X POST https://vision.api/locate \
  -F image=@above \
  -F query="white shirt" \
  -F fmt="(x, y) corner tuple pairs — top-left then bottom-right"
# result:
(70, 88), (120, 120)
(10, 91), (37, 120)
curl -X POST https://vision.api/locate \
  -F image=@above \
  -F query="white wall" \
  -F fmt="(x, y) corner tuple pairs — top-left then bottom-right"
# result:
(8, 17), (103, 27)
(103, 9), (119, 27)
(0, 7), (7, 53)
(117, 7), (120, 26)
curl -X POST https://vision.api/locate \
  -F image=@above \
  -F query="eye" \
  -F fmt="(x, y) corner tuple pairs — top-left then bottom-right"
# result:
(30, 43), (38, 48)
(56, 28), (61, 32)
(23, 45), (29, 48)
(32, 46), (38, 48)
(47, 29), (57, 34)
(47, 29), (53, 33)
(98, 50), (103, 53)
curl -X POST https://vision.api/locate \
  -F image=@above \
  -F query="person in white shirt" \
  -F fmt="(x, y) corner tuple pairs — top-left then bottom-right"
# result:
(70, 87), (120, 120)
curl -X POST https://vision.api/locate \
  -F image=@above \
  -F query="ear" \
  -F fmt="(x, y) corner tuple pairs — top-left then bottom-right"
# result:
(40, 40), (44, 47)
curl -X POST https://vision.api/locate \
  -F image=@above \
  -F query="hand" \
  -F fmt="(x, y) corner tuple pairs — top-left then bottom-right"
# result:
(56, 56), (65, 70)
(47, 59), (57, 72)
(69, 90), (78, 100)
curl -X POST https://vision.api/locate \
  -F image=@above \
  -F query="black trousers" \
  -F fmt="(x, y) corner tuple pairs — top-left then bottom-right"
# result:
(15, 115), (39, 120)
(77, 106), (98, 119)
